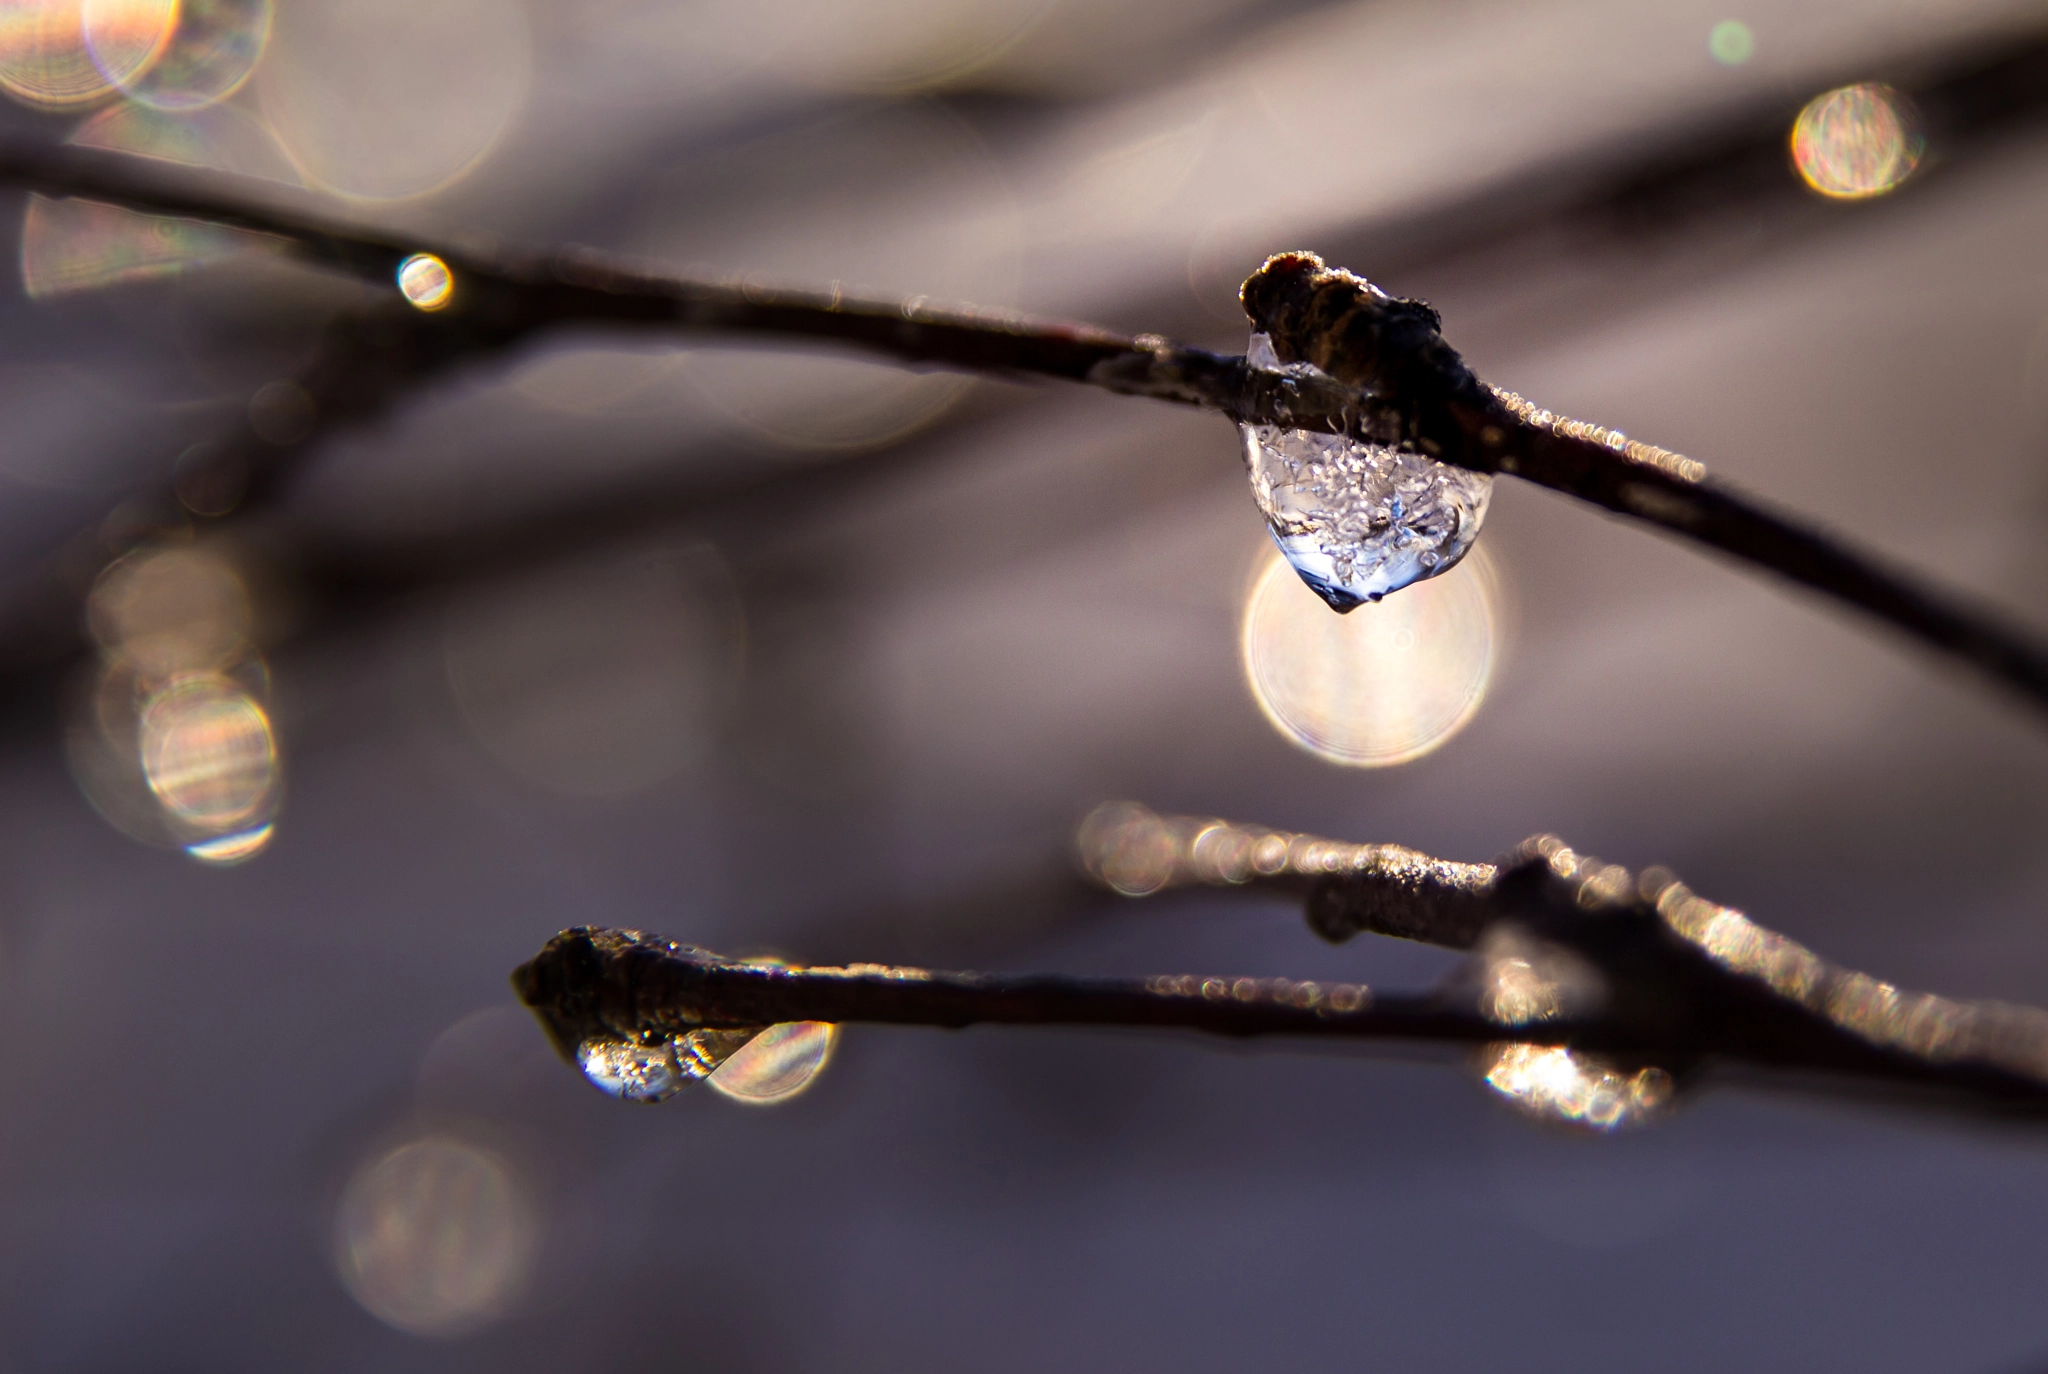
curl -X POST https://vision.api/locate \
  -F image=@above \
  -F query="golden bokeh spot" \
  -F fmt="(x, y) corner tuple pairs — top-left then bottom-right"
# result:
(397, 252), (453, 311)
(69, 546), (281, 860)
(80, 0), (177, 86)
(1241, 545), (1497, 767)
(89, 544), (253, 679)
(256, 0), (531, 202)
(334, 1137), (538, 1337)
(138, 674), (279, 848)
(119, 0), (272, 110)
(1074, 799), (1181, 895)
(1791, 83), (1922, 200)
(0, 0), (172, 108)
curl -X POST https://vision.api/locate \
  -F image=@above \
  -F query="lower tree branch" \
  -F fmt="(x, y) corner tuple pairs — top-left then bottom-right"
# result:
(1077, 805), (2048, 1108)
(511, 806), (2048, 1122)
(513, 928), (1485, 1048)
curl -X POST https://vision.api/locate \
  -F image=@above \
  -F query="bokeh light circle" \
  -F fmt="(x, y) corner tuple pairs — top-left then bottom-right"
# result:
(138, 674), (279, 847)
(1241, 545), (1497, 767)
(79, 0), (177, 88)
(89, 544), (253, 678)
(256, 0), (531, 201)
(113, 0), (273, 110)
(397, 252), (453, 310)
(22, 102), (298, 299)
(334, 1136), (538, 1337)
(70, 544), (281, 859)
(0, 0), (168, 108)
(708, 1022), (837, 1103)
(1791, 83), (1922, 200)
(1707, 20), (1753, 66)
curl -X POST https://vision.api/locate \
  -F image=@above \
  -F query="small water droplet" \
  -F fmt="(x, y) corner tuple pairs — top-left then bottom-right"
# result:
(1242, 332), (1491, 610)
(708, 1022), (837, 1103)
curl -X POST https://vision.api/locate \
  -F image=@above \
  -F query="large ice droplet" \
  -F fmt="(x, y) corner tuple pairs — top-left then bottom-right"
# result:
(1240, 333), (1492, 610)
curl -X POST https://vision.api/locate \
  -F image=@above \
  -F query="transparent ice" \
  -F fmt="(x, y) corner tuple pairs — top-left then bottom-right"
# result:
(576, 1027), (763, 1103)
(1240, 333), (1492, 610)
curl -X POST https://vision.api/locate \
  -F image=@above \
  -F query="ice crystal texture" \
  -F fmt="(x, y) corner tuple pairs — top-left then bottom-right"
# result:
(1240, 333), (1492, 609)
(576, 1027), (762, 1103)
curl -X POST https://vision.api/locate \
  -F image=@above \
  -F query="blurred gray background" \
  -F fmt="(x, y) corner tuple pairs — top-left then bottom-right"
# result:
(2, 0), (2048, 1368)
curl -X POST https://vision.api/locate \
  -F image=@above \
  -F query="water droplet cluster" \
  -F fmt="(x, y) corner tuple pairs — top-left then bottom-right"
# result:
(575, 1027), (753, 1103)
(576, 1022), (837, 1104)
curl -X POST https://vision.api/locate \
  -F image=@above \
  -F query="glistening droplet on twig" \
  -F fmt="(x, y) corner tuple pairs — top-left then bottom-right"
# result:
(574, 1027), (765, 1103)
(1240, 332), (1491, 609)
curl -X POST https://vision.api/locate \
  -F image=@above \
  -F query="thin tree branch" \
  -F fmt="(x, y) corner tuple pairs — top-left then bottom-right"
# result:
(514, 928), (1482, 1046)
(1238, 252), (2048, 714)
(1077, 805), (2048, 1105)
(514, 807), (2048, 1120)
(11, 142), (2048, 719)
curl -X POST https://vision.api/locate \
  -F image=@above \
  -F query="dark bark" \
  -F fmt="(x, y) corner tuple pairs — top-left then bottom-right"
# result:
(6, 142), (2048, 718)
(514, 810), (2048, 1121)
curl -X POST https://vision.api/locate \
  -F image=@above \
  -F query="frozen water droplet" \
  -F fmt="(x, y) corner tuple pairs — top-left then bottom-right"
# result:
(575, 1027), (767, 1103)
(576, 1037), (685, 1102)
(1241, 332), (1492, 610)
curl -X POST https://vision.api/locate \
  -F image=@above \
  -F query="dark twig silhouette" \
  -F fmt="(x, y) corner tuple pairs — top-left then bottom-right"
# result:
(8, 142), (2048, 720)
(512, 805), (2048, 1123)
